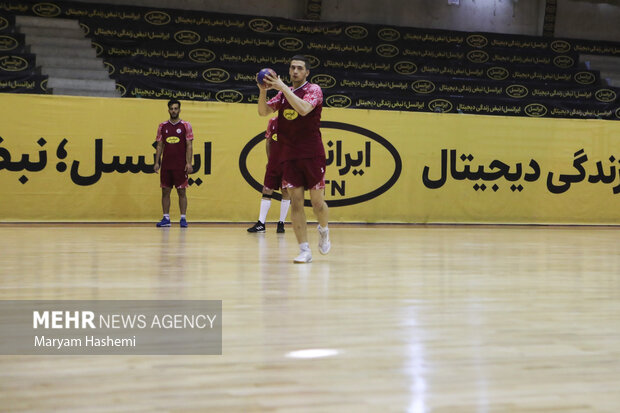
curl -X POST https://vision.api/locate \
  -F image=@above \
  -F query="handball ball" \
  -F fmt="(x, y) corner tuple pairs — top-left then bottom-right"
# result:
(257, 68), (277, 85)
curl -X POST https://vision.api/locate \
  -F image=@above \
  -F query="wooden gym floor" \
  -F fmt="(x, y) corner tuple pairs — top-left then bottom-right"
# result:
(1, 223), (619, 412)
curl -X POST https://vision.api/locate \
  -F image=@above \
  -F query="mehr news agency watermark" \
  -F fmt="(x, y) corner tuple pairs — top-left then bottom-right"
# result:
(0, 301), (222, 355)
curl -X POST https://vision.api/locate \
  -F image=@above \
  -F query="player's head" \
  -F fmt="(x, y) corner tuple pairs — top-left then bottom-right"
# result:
(167, 99), (181, 120)
(289, 55), (309, 85)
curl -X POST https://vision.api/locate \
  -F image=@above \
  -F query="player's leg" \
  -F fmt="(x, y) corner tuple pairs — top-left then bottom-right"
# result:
(277, 187), (291, 233)
(289, 185), (311, 263)
(157, 185), (172, 227)
(173, 170), (189, 228)
(310, 188), (330, 255)
(247, 187), (274, 233)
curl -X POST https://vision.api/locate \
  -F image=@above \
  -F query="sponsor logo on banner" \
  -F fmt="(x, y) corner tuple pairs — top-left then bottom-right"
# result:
(215, 90), (243, 103)
(166, 136), (180, 144)
(574, 71), (596, 85)
(40, 78), (48, 92)
(305, 55), (320, 69)
(103, 62), (115, 75)
(467, 50), (489, 64)
(466, 34), (488, 48)
(487, 66), (509, 81)
(553, 55), (574, 68)
(202, 68), (230, 83)
(115, 83), (126, 96)
(412, 80), (435, 94)
(594, 89), (616, 103)
(92, 42), (103, 56)
(311, 74), (336, 88)
(325, 95), (352, 108)
(283, 109), (299, 120)
(0, 17), (8, 31)
(144, 11), (171, 25)
(505, 84), (529, 98)
(376, 44), (399, 58)
(239, 121), (402, 207)
(79, 23), (89, 36)
(551, 40), (571, 53)
(249, 18), (273, 32)
(189, 49), (216, 63)
(33, 3), (61, 17)
(174, 30), (201, 45)
(0, 55), (28, 71)
(524, 103), (548, 117)
(378, 28), (401, 41)
(428, 99), (453, 113)
(345, 25), (368, 40)
(278, 37), (303, 51)
(394, 61), (417, 75)
(0, 35), (18, 51)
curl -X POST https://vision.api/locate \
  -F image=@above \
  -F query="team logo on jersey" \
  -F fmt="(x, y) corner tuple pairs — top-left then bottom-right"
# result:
(345, 25), (368, 40)
(551, 40), (571, 53)
(466, 34), (488, 48)
(0, 55), (28, 71)
(524, 103), (547, 117)
(394, 61), (417, 75)
(174, 30), (200, 45)
(249, 18), (273, 32)
(144, 11), (171, 25)
(574, 71), (595, 85)
(33, 3), (61, 17)
(0, 36), (18, 51)
(378, 28), (400, 41)
(166, 136), (180, 144)
(240, 121), (402, 207)
(283, 109), (299, 120)
(189, 49), (216, 63)
(271, 133), (278, 142)
(176, 128), (182, 134)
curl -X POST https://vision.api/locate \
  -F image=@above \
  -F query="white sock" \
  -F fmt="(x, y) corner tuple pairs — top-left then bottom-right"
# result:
(318, 224), (328, 233)
(258, 198), (271, 223)
(181, 214), (186, 219)
(279, 199), (290, 222)
(299, 242), (310, 252)
(163, 214), (170, 219)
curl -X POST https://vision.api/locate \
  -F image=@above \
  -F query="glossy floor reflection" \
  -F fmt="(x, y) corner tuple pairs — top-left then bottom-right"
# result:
(1, 224), (619, 412)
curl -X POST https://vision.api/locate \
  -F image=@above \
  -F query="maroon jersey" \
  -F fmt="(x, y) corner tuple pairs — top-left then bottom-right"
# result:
(156, 119), (194, 170)
(267, 82), (324, 161)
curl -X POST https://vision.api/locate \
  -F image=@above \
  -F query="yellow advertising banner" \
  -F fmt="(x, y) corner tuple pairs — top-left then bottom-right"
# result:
(1, 94), (619, 223)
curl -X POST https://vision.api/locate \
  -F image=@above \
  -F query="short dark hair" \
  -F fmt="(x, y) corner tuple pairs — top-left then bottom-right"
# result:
(167, 99), (181, 108)
(290, 55), (308, 69)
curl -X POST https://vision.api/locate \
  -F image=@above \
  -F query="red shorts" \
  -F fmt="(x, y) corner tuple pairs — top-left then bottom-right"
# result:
(282, 156), (326, 190)
(160, 169), (188, 189)
(263, 153), (283, 191)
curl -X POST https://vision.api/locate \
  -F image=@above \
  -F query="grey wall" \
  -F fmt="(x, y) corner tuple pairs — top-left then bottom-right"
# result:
(73, 0), (620, 41)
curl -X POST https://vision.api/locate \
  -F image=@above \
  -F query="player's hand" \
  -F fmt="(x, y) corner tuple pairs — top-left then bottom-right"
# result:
(154, 162), (160, 173)
(256, 73), (271, 91)
(185, 163), (193, 174)
(264, 74), (286, 91)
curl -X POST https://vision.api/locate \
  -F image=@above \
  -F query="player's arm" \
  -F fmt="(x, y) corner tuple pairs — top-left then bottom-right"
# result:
(279, 86), (315, 116)
(257, 73), (275, 116)
(185, 140), (193, 174)
(154, 125), (164, 173)
(265, 136), (271, 158)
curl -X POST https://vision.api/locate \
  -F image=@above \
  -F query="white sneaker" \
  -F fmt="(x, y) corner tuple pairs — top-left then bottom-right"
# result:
(294, 249), (312, 264)
(318, 225), (331, 255)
